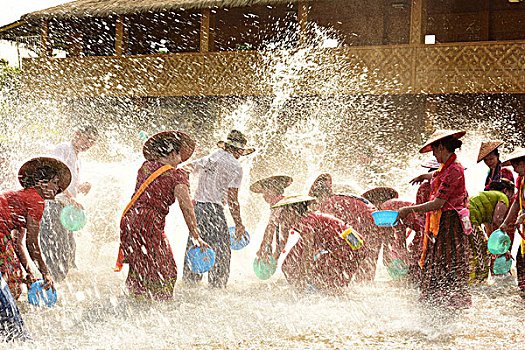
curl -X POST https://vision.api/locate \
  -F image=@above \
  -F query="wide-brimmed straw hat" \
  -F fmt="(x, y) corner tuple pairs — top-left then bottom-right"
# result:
(271, 194), (315, 209)
(361, 187), (399, 206)
(143, 131), (196, 162)
(250, 175), (293, 193)
(18, 157), (71, 193)
(419, 130), (466, 153)
(217, 130), (255, 156)
(477, 141), (503, 163)
(502, 147), (525, 166)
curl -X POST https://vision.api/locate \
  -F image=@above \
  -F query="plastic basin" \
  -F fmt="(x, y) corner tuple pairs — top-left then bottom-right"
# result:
(488, 229), (511, 255)
(28, 280), (57, 307)
(229, 227), (250, 250)
(186, 247), (216, 274)
(493, 256), (512, 275)
(253, 256), (277, 280)
(60, 205), (87, 231)
(371, 210), (399, 227)
(386, 258), (408, 280)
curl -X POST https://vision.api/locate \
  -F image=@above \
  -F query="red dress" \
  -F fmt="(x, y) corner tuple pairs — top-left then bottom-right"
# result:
(120, 161), (189, 300)
(0, 188), (45, 299)
(319, 195), (379, 281)
(281, 212), (361, 290)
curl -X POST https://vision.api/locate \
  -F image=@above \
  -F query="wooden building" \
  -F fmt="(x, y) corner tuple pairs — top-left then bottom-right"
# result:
(0, 0), (524, 148)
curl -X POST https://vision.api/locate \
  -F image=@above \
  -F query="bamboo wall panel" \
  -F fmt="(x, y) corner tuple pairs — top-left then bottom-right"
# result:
(22, 41), (525, 97)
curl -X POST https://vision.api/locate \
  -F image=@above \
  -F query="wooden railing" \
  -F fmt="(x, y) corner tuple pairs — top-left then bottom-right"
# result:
(21, 40), (525, 97)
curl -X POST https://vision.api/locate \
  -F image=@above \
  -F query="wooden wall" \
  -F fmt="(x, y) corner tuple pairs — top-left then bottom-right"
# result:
(213, 3), (298, 51)
(426, 0), (525, 43)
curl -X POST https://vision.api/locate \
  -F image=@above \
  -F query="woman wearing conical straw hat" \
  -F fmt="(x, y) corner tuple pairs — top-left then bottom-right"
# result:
(273, 195), (365, 292)
(251, 175), (293, 264)
(477, 141), (514, 191)
(397, 130), (471, 309)
(0, 157), (71, 342)
(500, 148), (525, 297)
(116, 131), (209, 300)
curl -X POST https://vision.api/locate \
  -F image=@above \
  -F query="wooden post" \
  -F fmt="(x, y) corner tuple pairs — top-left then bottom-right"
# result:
(298, 2), (309, 47)
(409, 0), (426, 44)
(40, 19), (52, 57)
(115, 15), (129, 56)
(200, 9), (214, 52)
(480, 0), (490, 41)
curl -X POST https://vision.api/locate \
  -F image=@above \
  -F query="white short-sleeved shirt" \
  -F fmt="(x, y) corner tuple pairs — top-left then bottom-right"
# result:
(53, 142), (80, 198)
(191, 149), (243, 205)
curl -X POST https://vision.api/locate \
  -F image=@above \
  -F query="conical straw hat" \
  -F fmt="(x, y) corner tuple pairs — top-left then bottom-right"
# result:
(143, 131), (196, 162)
(271, 194), (315, 209)
(18, 157), (72, 193)
(250, 175), (293, 193)
(502, 147), (525, 166)
(419, 130), (466, 154)
(477, 141), (503, 163)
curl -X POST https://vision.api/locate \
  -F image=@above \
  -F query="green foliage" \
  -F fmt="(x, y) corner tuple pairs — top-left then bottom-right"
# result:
(0, 58), (21, 104)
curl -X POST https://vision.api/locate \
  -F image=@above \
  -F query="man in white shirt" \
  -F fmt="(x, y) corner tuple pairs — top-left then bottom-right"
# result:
(182, 130), (253, 288)
(39, 125), (98, 281)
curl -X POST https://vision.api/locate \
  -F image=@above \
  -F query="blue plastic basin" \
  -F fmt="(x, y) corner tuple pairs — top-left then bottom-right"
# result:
(186, 247), (216, 274)
(229, 226), (250, 250)
(28, 280), (57, 307)
(371, 210), (399, 227)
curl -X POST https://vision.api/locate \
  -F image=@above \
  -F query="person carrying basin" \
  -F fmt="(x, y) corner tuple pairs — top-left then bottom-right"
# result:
(397, 130), (471, 309)
(115, 131), (209, 300)
(467, 179), (515, 284)
(276, 195), (364, 292)
(251, 175), (293, 264)
(0, 157), (70, 300)
(500, 148), (525, 297)
(477, 141), (514, 191)
(308, 173), (378, 282)
(182, 130), (253, 288)
(39, 125), (98, 282)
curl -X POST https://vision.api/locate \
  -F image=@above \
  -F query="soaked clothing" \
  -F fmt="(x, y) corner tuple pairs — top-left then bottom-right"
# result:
(282, 212), (362, 290)
(516, 176), (525, 293)
(182, 202), (230, 288)
(39, 201), (75, 282)
(467, 191), (509, 283)
(120, 161), (188, 300)
(0, 188), (45, 299)
(319, 194), (377, 281)
(0, 274), (30, 342)
(484, 162), (514, 191)
(420, 160), (471, 308)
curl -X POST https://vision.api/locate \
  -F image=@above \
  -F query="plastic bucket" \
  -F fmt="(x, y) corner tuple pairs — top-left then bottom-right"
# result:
(371, 210), (399, 227)
(59, 205), (87, 231)
(186, 247), (216, 274)
(493, 256), (512, 275)
(28, 280), (57, 307)
(229, 227), (250, 250)
(386, 258), (408, 280)
(253, 256), (277, 280)
(487, 229), (511, 255)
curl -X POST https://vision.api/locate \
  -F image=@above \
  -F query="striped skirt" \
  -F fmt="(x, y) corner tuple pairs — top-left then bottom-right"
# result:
(120, 206), (177, 300)
(419, 210), (471, 309)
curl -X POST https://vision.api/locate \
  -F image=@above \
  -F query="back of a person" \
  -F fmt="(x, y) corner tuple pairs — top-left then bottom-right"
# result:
(193, 149), (241, 205)
(133, 161), (187, 214)
(0, 188), (44, 230)
(431, 162), (467, 212)
(320, 194), (376, 235)
(469, 190), (509, 227)
(282, 212), (358, 290)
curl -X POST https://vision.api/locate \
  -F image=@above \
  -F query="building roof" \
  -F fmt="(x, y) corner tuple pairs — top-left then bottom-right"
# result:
(22, 0), (297, 20)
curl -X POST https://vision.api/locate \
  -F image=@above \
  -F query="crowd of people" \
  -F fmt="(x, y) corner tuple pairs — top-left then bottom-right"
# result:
(1, 126), (525, 342)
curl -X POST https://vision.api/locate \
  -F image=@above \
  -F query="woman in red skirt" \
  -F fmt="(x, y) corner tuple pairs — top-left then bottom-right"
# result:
(119, 131), (208, 300)
(398, 130), (471, 309)
(0, 157), (71, 299)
